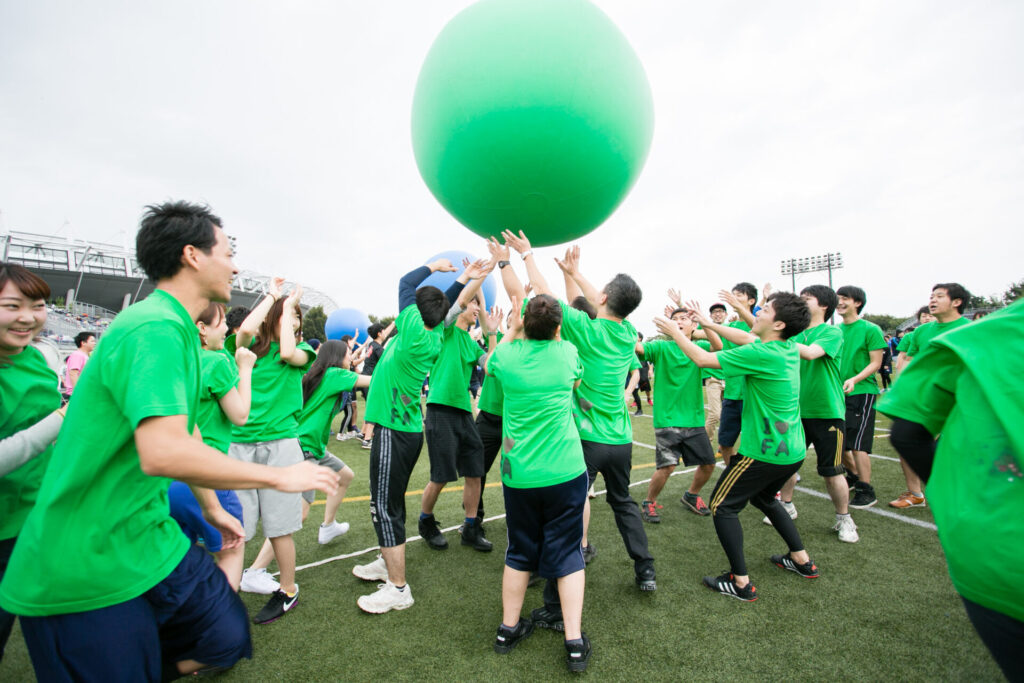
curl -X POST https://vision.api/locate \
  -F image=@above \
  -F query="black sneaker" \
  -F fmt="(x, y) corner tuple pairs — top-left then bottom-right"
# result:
(849, 483), (877, 509)
(461, 522), (493, 552)
(681, 492), (711, 517)
(635, 565), (657, 592)
(581, 544), (596, 565)
(494, 618), (534, 654)
(633, 409), (643, 416)
(530, 606), (565, 632)
(419, 515), (448, 550)
(253, 586), (299, 624)
(844, 471), (860, 490)
(565, 634), (592, 673)
(702, 572), (757, 601)
(771, 553), (820, 578)
(640, 500), (660, 523)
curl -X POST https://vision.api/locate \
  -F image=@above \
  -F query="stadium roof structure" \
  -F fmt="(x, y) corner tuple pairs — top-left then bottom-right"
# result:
(2, 229), (338, 315)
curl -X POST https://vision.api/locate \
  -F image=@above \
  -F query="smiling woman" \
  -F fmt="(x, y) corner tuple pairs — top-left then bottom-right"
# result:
(0, 262), (63, 660)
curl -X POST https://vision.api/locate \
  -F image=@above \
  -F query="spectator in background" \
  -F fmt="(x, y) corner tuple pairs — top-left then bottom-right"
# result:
(225, 306), (249, 337)
(61, 331), (97, 403)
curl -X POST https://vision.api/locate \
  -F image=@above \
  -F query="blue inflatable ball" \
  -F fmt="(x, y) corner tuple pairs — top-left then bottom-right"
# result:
(418, 250), (497, 311)
(325, 308), (371, 344)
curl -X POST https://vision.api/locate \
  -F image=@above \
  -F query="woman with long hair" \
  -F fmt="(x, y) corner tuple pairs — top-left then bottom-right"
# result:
(0, 263), (63, 660)
(228, 278), (315, 624)
(166, 302), (256, 591)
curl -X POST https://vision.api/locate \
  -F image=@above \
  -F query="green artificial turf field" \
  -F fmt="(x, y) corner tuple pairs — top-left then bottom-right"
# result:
(0, 400), (1003, 681)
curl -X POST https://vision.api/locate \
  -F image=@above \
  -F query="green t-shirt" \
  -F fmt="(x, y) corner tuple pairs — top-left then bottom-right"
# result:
(426, 324), (485, 413)
(896, 330), (914, 353)
(717, 340), (805, 465)
(903, 317), (971, 359)
(878, 300), (1024, 621)
(558, 301), (638, 445)
(476, 332), (504, 416)
(839, 318), (886, 396)
(364, 305), (443, 432)
(228, 338), (315, 443)
(793, 324), (844, 419)
(0, 290), (198, 616)
(297, 368), (359, 457)
(489, 339), (585, 488)
(197, 349), (239, 454)
(640, 339), (704, 429)
(721, 320), (751, 400)
(0, 346), (61, 540)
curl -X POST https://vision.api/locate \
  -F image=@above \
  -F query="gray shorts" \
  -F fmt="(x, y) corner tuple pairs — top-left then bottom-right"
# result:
(655, 427), (715, 468)
(301, 452), (347, 504)
(228, 438), (304, 541)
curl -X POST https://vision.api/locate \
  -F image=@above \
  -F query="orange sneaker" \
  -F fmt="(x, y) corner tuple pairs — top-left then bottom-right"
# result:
(889, 491), (926, 508)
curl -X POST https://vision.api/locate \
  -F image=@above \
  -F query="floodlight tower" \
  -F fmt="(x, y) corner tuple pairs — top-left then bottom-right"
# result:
(780, 253), (844, 321)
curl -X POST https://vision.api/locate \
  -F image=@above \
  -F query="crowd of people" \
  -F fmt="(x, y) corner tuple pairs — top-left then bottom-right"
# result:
(0, 200), (1019, 680)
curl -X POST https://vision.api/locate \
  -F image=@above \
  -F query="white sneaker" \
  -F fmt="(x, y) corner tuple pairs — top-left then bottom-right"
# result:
(352, 554), (389, 582)
(357, 581), (414, 614)
(240, 567), (280, 594)
(318, 521), (350, 544)
(762, 501), (798, 525)
(833, 516), (859, 543)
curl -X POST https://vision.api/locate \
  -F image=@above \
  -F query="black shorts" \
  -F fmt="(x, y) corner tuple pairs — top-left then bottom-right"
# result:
(503, 472), (588, 579)
(637, 379), (652, 392)
(424, 404), (485, 482)
(803, 418), (846, 477)
(654, 427), (715, 467)
(844, 394), (877, 453)
(718, 398), (743, 448)
(475, 410), (503, 477)
(708, 455), (805, 519)
(20, 544), (251, 681)
(369, 426), (424, 547)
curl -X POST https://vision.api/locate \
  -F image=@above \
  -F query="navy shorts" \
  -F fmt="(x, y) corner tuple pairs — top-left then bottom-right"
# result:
(718, 398), (744, 448)
(167, 482), (244, 553)
(424, 404), (485, 482)
(503, 472), (588, 579)
(21, 544), (252, 681)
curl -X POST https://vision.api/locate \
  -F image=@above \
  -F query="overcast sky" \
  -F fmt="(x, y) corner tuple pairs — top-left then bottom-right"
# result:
(2, 0), (1021, 333)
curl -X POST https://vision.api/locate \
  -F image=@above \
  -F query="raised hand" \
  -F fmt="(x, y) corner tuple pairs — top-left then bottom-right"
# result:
(269, 276), (286, 300)
(285, 284), (304, 308)
(487, 305), (504, 332)
(501, 229), (532, 255)
(235, 346), (256, 369)
(763, 282), (773, 299)
(487, 236), (510, 261)
(464, 257), (492, 280)
(719, 289), (742, 312)
(508, 296), (525, 334)
(524, 281), (534, 297)
(653, 315), (682, 340)
(554, 245), (581, 276)
(664, 304), (677, 318)
(427, 258), (457, 273)
(685, 300), (710, 326)
(667, 288), (683, 308)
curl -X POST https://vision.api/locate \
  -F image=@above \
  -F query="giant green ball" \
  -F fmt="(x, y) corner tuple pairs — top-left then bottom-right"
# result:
(411, 0), (654, 247)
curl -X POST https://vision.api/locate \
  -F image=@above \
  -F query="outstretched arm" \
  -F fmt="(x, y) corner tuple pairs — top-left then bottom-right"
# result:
(489, 236), (527, 302)
(554, 245), (601, 305)
(684, 301), (724, 351)
(503, 230), (553, 297)
(653, 316), (722, 368)
(720, 290), (755, 328)
(399, 258), (456, 310)
(237, 276), (285, 348)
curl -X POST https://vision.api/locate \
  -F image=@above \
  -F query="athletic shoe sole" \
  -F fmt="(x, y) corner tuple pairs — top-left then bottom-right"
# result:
(356, 597), (414, 614)
(849, 499), (878, 509)
(680, 497), (711, 517)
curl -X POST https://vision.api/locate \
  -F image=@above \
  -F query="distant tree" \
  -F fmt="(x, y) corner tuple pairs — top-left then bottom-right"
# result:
(302, 305), (327, 341)
(862, 314), (904, 334)
(368, 313), (396, 327)
(1002, 278), (1024, 305)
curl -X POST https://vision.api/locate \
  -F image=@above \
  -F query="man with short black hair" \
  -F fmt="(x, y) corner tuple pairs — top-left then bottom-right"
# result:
(887, 282), (971, 509)
(655, 292), (820, 601)
(501, 235), (656, 598)
(0, 201), (338, 680)
(61, 330), (96, 401)
(836, 285), (886, 509)
(352, 255), (489, 614)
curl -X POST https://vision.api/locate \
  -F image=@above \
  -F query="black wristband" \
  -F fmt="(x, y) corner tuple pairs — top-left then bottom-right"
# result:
(498, 260), (511, 269)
